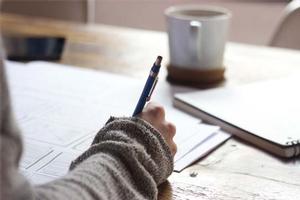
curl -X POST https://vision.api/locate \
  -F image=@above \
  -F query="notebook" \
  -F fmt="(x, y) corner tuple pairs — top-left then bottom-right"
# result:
(174, 76), (300, 158)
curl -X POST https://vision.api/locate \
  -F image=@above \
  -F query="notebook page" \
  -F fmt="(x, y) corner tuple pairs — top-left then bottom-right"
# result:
(5, 61), (229, 184)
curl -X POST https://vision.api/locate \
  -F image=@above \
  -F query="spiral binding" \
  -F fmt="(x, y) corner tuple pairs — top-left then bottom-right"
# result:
(286, 139), (300, 157)
(286, 139), (300, 146)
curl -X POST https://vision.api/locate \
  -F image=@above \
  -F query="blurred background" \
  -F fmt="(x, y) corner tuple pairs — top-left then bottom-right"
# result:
(1, 0), (299, 48)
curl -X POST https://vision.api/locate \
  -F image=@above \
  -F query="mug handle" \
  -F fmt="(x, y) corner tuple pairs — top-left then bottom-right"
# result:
(189, 21), (202, 64)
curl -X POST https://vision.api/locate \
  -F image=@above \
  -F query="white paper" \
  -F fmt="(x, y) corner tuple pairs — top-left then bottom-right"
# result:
(174, 123), (219, 162)
(174, 131), (231, 171)
(38, 151), (81, 177)
(73, 136), (94, 151)
(20, 140), (53, 169)
(5, 61), (230, 184)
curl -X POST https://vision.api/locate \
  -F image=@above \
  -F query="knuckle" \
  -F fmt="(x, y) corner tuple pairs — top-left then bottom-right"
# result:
(167, 122), (176, 136)
(150, 105), (165, 118)
(155, 105), (165, 115)
(172, 143), (177, 155)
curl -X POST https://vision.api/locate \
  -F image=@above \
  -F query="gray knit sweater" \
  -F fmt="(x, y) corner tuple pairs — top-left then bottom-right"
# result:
(0, 58), (173, 200)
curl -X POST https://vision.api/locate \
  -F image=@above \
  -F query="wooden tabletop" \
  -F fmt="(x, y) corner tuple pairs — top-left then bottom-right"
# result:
(1, 14), (300, 200)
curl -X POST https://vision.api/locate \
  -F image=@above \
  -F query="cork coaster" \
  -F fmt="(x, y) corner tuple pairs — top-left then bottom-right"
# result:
(167, 65), (225, 88)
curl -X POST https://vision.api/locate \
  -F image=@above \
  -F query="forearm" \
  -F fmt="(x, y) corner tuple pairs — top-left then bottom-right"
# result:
(36, 153), (154, 200)
(35, 117), (173, 200)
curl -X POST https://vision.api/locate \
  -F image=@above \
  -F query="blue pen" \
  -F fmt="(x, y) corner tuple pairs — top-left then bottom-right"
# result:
(132, 56), (162, 116)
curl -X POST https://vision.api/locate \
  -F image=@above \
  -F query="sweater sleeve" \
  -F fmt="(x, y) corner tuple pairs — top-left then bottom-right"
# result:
(0, 58), (35, 200)
(35, 117), (174, 200)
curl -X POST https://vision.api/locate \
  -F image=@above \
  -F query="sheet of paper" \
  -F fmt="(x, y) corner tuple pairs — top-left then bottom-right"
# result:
(20, 140), (53, 169)
(174, 131), (231, 172)
(5, 61), (230, 184)
(73, 136), (94, 151)
(27, 172), (58, 185)
(38, 151), (81, 177)
(174, 123), (219, 162)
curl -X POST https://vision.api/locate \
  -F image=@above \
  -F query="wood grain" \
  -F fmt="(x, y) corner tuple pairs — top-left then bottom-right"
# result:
(1, 13), (300, 200)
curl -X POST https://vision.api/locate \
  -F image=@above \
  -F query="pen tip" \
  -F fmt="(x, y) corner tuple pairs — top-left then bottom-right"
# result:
(155, 56), (163, 66)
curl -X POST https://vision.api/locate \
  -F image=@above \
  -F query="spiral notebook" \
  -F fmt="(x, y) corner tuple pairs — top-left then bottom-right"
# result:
(174, 76), (300, 158)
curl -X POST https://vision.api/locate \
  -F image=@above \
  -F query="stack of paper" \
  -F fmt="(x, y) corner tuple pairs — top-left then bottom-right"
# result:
(6, 61), (230, 184)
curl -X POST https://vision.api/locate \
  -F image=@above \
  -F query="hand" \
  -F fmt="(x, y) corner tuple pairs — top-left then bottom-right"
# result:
(138, 102), (177, 157)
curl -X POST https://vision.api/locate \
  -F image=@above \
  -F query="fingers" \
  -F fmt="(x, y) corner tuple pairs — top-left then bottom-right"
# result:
(164, 122), (177, 156)
(144, 102), (165, 121)
(166, 122), (176, 138)
(170, 141), (177, 156)
(139, 101), (177, 157)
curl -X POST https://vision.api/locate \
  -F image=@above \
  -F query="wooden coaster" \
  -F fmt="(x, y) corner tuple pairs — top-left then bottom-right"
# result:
(167, 65), (225, 88)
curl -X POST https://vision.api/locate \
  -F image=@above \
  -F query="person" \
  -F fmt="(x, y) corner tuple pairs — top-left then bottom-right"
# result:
(0, 42), (177, 199)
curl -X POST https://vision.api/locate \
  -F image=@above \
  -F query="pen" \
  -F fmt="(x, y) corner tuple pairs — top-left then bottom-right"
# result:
(132, 56), (162, 116)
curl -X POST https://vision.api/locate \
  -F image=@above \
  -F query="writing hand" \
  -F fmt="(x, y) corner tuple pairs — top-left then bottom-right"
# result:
(138, 102), (177, 157)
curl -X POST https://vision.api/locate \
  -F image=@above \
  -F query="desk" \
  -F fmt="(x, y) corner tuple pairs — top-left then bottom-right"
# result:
(1, 14), (300, 200)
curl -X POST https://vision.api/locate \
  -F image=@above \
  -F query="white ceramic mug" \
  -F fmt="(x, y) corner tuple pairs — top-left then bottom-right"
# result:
(165, 5), (231, 69)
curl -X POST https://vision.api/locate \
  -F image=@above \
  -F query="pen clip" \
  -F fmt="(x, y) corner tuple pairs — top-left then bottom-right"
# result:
(147, 77), (158, 101)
